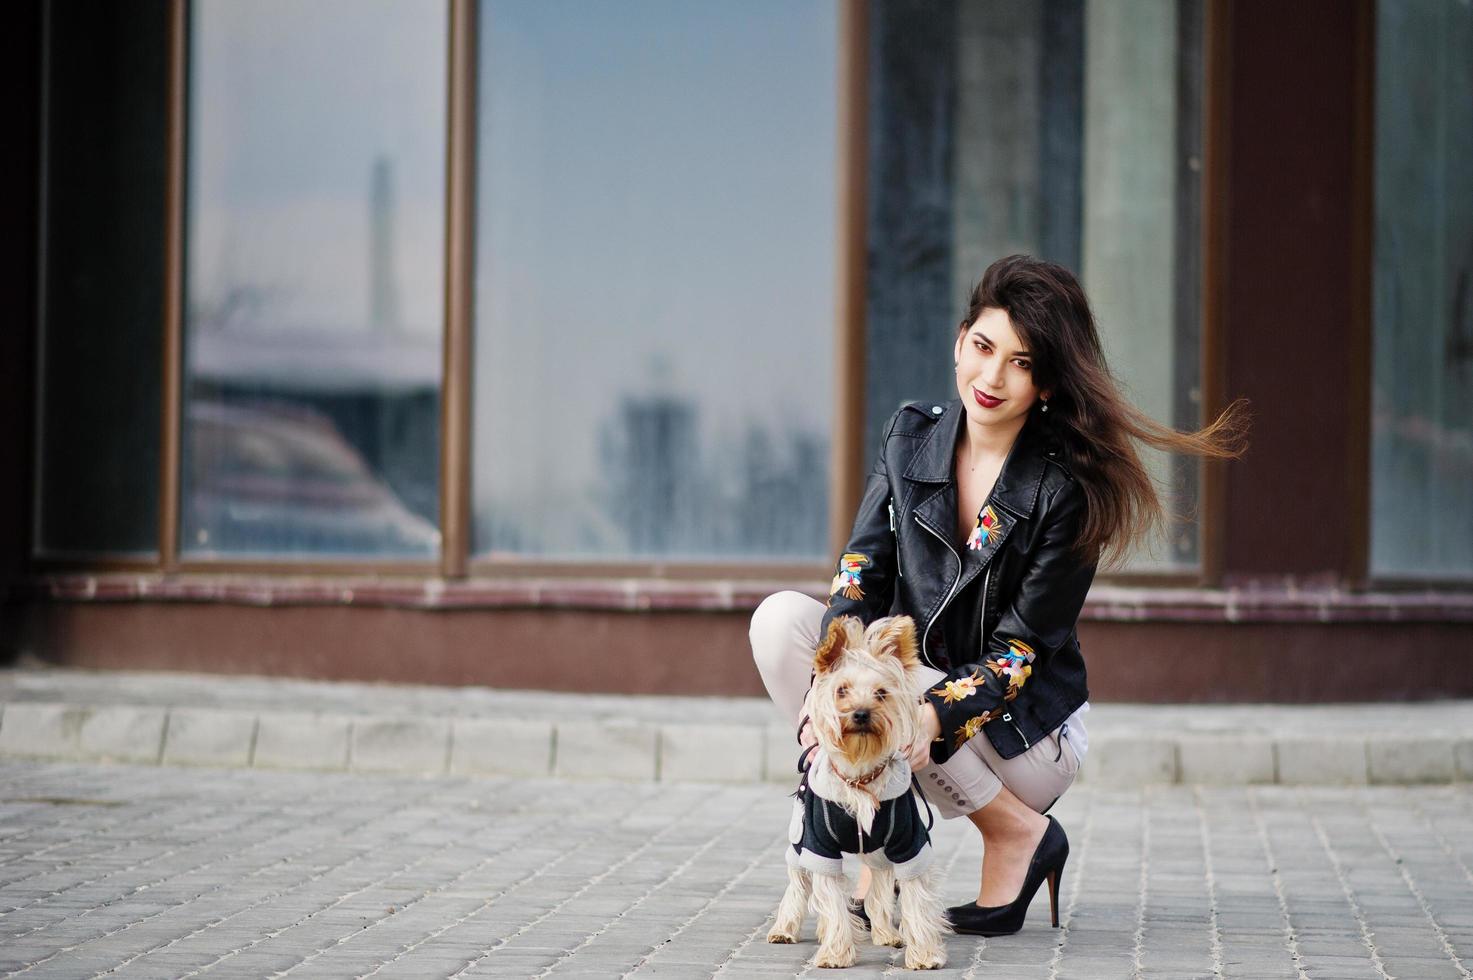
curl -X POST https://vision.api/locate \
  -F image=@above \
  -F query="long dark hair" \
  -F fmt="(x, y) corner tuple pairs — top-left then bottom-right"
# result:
(962, 254), (1249, 568)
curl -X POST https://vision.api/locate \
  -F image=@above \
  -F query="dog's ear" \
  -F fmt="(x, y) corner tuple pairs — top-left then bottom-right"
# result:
(814, 616), (858, 674)
(865, 615), (920, 671)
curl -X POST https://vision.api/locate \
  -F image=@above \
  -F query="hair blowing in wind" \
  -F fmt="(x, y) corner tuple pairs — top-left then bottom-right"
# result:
(964, 254), (1250, 569)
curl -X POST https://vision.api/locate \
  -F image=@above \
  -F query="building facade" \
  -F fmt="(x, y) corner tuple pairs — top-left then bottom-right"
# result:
(2, 0), (1470, 701)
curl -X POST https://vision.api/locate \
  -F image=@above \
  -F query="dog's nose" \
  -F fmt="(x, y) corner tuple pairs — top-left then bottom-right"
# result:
(852, 708), (870, 726)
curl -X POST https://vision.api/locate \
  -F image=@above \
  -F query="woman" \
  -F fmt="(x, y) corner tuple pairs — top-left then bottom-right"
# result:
(751, 254), (1246, 936)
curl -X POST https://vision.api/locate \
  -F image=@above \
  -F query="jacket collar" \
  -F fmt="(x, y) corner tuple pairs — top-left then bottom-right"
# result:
(902, 399), (1052, 518)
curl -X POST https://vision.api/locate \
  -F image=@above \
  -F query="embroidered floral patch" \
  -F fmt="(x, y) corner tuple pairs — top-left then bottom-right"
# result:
(1006, 638), (1036, 661)
(984, 639), (1036, 700)
(953, 708), (1000, 749)
(931, 670), (983, 704)
(829, 552), (870, 601)
(967, 505), (1005, 550)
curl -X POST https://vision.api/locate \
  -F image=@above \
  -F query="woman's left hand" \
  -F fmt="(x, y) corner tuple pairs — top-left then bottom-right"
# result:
(903, 702), (941, 772)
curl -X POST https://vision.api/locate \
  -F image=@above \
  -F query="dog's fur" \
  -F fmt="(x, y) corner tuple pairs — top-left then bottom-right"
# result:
(766, 615), (950, 970)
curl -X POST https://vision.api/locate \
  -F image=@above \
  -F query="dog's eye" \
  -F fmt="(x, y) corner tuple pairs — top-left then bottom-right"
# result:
(875, 688), (888, 700)
(836, 685), (848, 698)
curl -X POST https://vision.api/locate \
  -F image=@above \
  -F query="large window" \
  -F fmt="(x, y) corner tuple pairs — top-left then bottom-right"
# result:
(34, 1), (1214, 576)
(471, 0), (838, 561)
(866, 0), (1205, 570)
(180, 0), (447, 559)
(1371, 0), (1473, 580)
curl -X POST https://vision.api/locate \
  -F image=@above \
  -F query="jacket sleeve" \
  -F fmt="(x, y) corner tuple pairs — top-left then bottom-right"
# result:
(923, 479), (1096, 763)
(818, 410), (903, 640)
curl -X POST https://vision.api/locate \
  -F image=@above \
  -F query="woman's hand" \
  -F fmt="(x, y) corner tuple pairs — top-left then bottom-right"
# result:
(903, 702), (941, 771)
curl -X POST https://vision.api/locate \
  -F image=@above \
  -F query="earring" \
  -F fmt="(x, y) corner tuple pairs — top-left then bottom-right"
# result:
(1040, 400), (1049, 412)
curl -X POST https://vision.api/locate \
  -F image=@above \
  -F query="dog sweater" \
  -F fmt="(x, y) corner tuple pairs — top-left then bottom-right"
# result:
(785, 749), (934, 880)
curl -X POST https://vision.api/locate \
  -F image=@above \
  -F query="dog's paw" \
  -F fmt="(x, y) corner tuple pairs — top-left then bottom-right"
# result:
(903, 947), (946, 970)
(814, 945), (859, 968)
(766, 928), (798, 944)
(869, 926), (903, 948)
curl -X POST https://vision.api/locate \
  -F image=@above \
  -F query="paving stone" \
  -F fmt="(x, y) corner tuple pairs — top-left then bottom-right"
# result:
(659, 722), (763, 783)
(1275, 736), (1368, 785)
(0, 704), (168, 772)
(450, 717), (553, 777)
(0, 702), (92, 759)
(351, 717), (450, 774)
(554, 719), (658, 781)
(1085, 736), (1178, 785)
(1368, 738), (1458, 784)
(1179, 735), (1276, 784)
(161, 707), (258, 767)
(763, 723), (803, 784)
(1454, 738), (1473, 781)
(252, 710), (352, 771)
(72, 705), (169, 764)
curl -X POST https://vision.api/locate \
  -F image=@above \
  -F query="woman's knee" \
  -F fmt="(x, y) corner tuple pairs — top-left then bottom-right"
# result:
(749, 590), (821, 672)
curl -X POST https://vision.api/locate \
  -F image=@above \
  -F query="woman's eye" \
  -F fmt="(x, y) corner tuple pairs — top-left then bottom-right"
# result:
(1015, 360), (1031, 370)
(974, 341), (987, 352)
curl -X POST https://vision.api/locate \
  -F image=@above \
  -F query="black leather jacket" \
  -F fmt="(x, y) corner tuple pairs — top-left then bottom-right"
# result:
(819, 399), (1094, 763)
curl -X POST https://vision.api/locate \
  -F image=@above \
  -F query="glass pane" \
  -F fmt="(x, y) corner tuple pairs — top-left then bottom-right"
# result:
(1371, 0), (1473, 579)
(181, 0), (446, 559)
(867, 0), (1204, 570)
(473, 0), (837, 560)
(1081, 0), (1204, 569)
(35, 0), (168, 557)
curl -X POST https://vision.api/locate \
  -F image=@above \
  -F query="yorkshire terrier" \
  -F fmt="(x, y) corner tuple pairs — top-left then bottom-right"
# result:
(766, 614), (950, 970)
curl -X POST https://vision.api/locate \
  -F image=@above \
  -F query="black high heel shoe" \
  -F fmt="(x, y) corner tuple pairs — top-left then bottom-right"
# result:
(947, 815), (1068, 936)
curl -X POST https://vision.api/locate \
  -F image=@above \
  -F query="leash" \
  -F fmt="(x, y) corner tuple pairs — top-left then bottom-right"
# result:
(792, 741), (818, 802)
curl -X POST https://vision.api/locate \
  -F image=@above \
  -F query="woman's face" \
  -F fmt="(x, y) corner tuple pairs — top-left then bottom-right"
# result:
(953, 306), (1045, 430)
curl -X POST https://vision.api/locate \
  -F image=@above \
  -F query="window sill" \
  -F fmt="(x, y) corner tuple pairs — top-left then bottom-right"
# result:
(8, 573), (1473, 623)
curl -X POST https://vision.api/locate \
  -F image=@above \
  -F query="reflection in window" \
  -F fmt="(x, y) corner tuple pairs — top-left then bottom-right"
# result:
(867, 0), (1204, 570)
(472, 1), (836, 560)
(1371, 0), (1473, 579)
(182, 0), (445, 558)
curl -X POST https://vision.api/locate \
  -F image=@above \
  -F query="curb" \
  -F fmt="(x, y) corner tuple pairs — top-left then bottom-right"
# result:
(3, 700), (1470, 786)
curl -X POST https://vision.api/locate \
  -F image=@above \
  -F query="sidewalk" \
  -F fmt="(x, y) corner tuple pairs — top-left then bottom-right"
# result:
(2, 664), (1471, 786)
(1, 759), (1471, 978)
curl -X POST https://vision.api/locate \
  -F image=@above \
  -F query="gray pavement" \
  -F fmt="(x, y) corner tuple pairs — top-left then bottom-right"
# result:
(2, 759), (1472, 979)
(3, 666), (1472, 787)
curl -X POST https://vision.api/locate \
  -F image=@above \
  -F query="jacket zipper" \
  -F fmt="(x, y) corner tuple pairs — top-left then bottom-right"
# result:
(914, 513), (959, 668)
(979, 564), (1030, 750)
(1002, 711), (1030, 749)
(978, 566), (990, 659)
(888, 501), (902, 579)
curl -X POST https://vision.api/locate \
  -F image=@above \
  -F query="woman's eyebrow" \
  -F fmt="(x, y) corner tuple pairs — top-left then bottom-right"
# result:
(973, 330), (1030, 357)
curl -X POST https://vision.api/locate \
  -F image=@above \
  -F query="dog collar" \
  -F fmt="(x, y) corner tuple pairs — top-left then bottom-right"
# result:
(833, 757), (892, 790)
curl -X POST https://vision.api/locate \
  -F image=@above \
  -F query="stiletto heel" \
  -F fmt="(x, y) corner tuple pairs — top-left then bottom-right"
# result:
(947, 815), (1070, 936)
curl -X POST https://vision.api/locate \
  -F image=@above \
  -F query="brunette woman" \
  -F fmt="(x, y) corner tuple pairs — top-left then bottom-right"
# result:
(751, 254), (1247, 935)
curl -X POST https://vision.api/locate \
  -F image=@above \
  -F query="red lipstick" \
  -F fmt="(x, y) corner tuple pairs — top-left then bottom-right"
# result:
(973, 388), (1004, 409)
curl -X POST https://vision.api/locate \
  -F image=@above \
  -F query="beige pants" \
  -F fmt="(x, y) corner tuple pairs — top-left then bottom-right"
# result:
(750, 591), (1082, 820)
